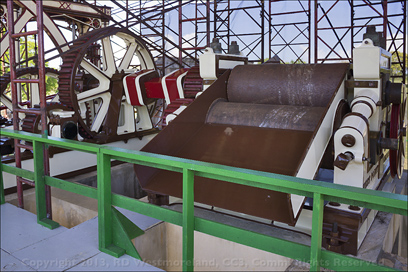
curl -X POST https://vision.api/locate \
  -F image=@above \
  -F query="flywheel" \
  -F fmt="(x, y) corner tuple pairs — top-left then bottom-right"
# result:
(389, 86), (407, 179)
(57, 27), (157, 142)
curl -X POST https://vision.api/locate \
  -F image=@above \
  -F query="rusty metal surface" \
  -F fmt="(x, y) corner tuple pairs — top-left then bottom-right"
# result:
(227, 63), (349, 107)
(136, 64), (349, 225)
(143, 124), (313, 223)
(206, 100), (326, 131)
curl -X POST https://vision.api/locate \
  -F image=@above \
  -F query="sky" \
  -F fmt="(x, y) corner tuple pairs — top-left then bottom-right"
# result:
(9, 0), (405, 69)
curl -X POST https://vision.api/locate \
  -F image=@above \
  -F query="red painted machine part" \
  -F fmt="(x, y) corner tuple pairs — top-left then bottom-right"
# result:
(145, 77), (165, 99)
(124, 70), (152, 106)
(164, 68), (189, 103)
(389, 103), (402, 178)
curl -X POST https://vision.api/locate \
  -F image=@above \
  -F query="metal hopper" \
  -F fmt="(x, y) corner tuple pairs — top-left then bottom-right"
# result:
(135, 63), (349, 225)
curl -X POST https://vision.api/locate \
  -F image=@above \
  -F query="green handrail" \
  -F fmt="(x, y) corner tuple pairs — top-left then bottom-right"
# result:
(0, 129), (406, 272)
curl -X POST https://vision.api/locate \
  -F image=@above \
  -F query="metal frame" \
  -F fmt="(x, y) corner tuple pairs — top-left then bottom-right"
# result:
(6, 0), (52, 217)
(269, 0), (311, 64)
(1, 128), (406, 272)
(214, 0), (268, 63)
(1, 1), (405, 76)
(104, 0), (405, 79)
(315, 0), (406, 83)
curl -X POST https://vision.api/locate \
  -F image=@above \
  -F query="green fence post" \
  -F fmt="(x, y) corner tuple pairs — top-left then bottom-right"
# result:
(98, 150), (112, 250)
(0, 162), (5, 205)
(310, 193), (324, 271)
(98, 149), (124, 257)
(183, 168), (195, 272)
(33, 140), (59, 229)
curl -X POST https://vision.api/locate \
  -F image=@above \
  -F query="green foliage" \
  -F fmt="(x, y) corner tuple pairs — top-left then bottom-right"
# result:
(0, 36), (58, 99)
(391, 51), (407, 81)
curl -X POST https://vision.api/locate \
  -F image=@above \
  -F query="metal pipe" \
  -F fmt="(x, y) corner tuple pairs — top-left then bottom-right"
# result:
(7, 0), (23, 209)
(35, 0), (52, 219)
(178, 0), (182, 68)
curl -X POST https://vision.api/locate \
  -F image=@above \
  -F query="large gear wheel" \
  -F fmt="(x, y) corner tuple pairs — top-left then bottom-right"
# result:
(389, 85), (407, 179)
(58, 27), (157, 142)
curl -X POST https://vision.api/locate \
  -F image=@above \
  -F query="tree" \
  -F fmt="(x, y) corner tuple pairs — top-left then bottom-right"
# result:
(1, 36), (59, 99)
(391, 51), (407, 82)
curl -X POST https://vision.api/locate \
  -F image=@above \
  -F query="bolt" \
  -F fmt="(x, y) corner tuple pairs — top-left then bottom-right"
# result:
(341, 134), (356, 147)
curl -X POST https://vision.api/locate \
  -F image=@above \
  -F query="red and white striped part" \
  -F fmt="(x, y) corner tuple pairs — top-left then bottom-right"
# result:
(123, 70), (156, 106)
(161, 68), (189, 105)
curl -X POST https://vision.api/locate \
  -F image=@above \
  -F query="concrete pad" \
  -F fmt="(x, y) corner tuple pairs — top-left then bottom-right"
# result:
(1, 249), (35, 271)
(12, 217), (100, 271)
(0, 203), (67, 254)
(7, 188), (98, 229)
(66, 252), (163, 271)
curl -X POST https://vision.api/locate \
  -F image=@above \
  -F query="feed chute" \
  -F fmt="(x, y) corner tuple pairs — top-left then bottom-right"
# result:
(136, 63), (350, 225)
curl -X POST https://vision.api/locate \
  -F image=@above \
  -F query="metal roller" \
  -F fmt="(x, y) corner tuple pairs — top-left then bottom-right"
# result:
(227, 64), (348, 107)
(136, 63), (350, 226)
(205, 99), (326, 131)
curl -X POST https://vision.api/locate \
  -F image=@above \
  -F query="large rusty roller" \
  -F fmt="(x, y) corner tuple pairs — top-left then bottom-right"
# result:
(135, 63), (349, 225)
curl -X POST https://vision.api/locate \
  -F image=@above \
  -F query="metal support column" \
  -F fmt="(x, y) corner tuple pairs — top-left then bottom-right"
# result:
(6, 0), (52, 218)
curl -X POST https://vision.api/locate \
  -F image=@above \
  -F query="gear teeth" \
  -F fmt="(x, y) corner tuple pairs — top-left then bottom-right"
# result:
(161, 66), (203, 127)
(21, 108), (41, 133)
(182, 66), (203, 98)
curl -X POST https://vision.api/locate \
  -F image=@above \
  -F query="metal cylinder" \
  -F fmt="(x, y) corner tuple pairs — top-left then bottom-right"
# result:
(206, 99), (326, 131)
(228, 41), (240, 55)
(384, 82), (403, 106)
(210, 38), (222, 53)
(379, 137), (399, 150)
(227, 63), (350, 107)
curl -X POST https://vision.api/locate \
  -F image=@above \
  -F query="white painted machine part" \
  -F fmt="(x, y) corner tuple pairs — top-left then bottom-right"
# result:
(52, 111), (75, 118)
(334, 37), (391, 187)
(1, 95), (13, 110)
(49, 111), (75, 138)
(136, 47), (155, 70)
(0, 7), (32, 57)
(51, 125), (61, 138)
(351, 103), (373, 118)
(30, 76), (40, 106)
(295, 79), (347, 218)
(1, 1), (69, 57)
(77, 60), (110, 99)
(102, 36), (117, 77)
(161, 69), (178, 105)
(334, 128), (367, 187)
(219, 59), (246, 69)
(199, 47), (247, 80)
(353, 39), (391, 79)
(352, 88), (382, 130)
(135, 105), (153, 131)
(117, 102), (136, 135)
(177, 71), (189, 99)
(117, 42), (137, 72)
(165, 105), (187, 125)
(87, 93), (111, 132)
(199, 48), (217, 79)
(136, 70), (155, 106)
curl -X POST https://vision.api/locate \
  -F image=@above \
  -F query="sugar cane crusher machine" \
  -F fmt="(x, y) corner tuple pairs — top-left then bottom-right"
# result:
(135, 29), (407, 255)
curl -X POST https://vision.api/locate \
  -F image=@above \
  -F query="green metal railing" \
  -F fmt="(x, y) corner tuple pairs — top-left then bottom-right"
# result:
(0, 129), (407, 271)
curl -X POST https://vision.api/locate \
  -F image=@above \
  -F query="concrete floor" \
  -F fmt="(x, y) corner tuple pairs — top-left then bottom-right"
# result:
(0, 203), (163, 271)
(2, 167), (406, 271)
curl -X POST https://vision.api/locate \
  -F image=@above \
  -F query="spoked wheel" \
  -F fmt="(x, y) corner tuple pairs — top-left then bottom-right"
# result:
(58, 27), (156, 142)
(1, 67), (59, 111)
(389, 86), (407, 179)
